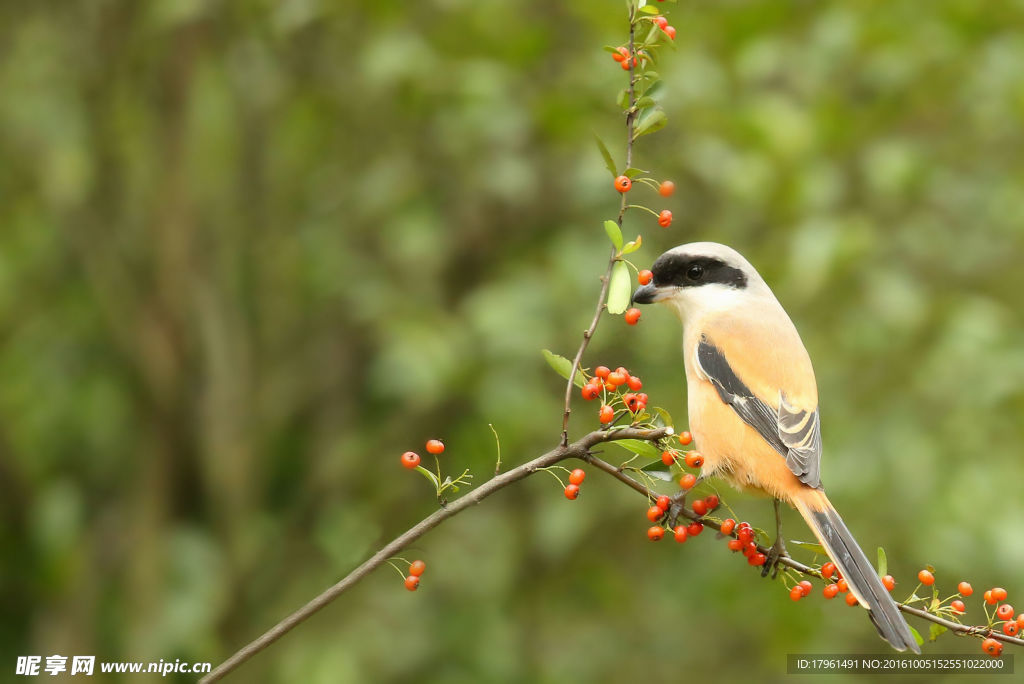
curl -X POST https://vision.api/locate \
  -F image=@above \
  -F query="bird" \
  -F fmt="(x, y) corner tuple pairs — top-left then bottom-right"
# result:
(631, 241), (920, 654)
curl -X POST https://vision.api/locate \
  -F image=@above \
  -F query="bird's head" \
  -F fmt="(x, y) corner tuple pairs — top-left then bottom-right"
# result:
(631, 242), (774, 322)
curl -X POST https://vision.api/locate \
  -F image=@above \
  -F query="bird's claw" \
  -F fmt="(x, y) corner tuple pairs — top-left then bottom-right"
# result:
(761, 537), (788, 578)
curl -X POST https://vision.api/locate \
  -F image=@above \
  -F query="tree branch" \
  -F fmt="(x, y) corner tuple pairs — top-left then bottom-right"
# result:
(201, 426), (670, 682)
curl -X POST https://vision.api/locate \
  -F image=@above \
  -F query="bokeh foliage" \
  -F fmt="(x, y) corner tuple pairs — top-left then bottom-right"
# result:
(2, 0), (1023, 681)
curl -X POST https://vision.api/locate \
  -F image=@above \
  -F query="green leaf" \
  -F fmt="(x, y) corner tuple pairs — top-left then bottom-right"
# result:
(622, 167), (647, 178)
(929, 623), (947, 642)
(633, 108), (667, 140)
(614, 439), (663, 460)
(414, 465), (440, 489)
(789, 540), (827, 555)
(594, 134), (617, 177)
(607, 261), (631, 314)
(877, 547), (887, 578)
(641, 460), (674, 481)
(908, 626), (924, 647)
(642, 71), (660, 81)
(541, 349), (584, 388)
(602, 45), (621, 55)
(616, 89), (629, 109)
(651, 406), (673, 427)
(635, 96), (656, 110)
(643, 80), (664, 98)
(604, 220), (623, 251)
(638, 5), (661, 14)
(621, 235), (642, 255)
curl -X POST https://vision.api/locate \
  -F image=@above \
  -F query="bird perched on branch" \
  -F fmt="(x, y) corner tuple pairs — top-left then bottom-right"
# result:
(632, 241), (920, 654)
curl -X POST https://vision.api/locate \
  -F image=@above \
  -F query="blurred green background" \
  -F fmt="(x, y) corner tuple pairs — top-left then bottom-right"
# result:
(2, 0), (1023, 681)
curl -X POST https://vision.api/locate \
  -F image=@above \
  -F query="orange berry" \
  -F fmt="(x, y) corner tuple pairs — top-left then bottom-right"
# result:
(594, 366), (611, 379)
(687, 522), (703, 537)
(704, 494), (719, 510)
(678, 431), (693, 446)
(425, 439), (445, 455)
(918, 569), (934, 586)
(638, 269), (653, 285)
(581, 383), (601, 400)
(409, 560), (426, 577)
(614, 366), (630, 377)
(996, 604), (1014, 620)
(607, 371), (627, 386)
(684, 451), (704, 468)
(661, 450), (675, 466)
(404, 575), (420, 591)
(720, 518), (736, 535)
(624, 308), (642, 325)
(985, 590), (995, 605)
(604, 382), (615, 392)
(614, 175), (632, 193)
(820, 562), (836, 580)
(401, 451), (421, 469)
(790, 586), (803, 602)
(627, 375), (643, 391)
(691, 499), (707, 516)
(673, 525), (688, 543)
(564, 484), (580, 500)
(882, 575), (896, 591)
(796, 580), (812, 597)
(993, 587), (1008, 601)
(679, 473), (697, 490)
(950, 599), (966, 614)
(599, 405), (615, 424)
(653, 16), (668, 29)
(657, 209), (673, 227)
(823, 584), (840, 599)
(845, 592), (859, 606)
(727, 538), (743, 551)
(982, 638), (1002, 657)
(612, 47), (628, 62)
(664, 25), (677, 40)
(655, 495), (671, 511)
(1003, 621), (1019, 637)
(1017, 613), (1024, 628)
(749, 553), (767, 567)
(837, 579), (849, 593)
(958, 581), (973, 597)
(569, 469), (586, 485)
(646, 505), (664, 522)
(647, 526), (664, 541)
(658, 180), (675, 197)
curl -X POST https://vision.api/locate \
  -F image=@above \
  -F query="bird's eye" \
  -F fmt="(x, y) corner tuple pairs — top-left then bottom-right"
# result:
(687, 265), (704, 280)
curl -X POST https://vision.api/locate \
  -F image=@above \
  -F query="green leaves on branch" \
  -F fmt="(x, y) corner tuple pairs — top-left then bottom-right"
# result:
(604, 220), (623, 251)
(594, 134), (617, 177)
(633, 107), (667, 140)
(607, 261), (631, 314)
(877, 546), (887, 578)
(542, 349), (585, 388)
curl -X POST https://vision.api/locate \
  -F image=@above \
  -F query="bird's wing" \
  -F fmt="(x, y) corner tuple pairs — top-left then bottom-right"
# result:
(696, 335), (822, 488)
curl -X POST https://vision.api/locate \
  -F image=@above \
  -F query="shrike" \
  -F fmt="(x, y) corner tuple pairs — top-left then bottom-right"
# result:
(632, 241), (919, 653)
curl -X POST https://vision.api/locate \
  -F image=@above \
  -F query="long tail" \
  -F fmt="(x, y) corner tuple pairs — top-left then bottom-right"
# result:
(793, 489), (920, 654)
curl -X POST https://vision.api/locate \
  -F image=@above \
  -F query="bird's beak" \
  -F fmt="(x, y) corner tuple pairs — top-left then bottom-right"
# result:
(632, 283), (669, 305)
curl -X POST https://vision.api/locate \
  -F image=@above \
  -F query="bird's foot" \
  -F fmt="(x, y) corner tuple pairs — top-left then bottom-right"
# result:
(761, 536), (788, 579)
(665, 491), (690, 529)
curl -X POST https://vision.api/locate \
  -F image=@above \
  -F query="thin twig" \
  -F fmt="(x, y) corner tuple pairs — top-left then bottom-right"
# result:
(560, 16), (639, 447)
(201, 427), (669, 682)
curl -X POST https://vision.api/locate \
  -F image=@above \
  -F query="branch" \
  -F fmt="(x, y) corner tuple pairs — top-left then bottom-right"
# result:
(583, 453), (1024, 650)
(561, 16), (639, 447)
(202, 426), (670, 683)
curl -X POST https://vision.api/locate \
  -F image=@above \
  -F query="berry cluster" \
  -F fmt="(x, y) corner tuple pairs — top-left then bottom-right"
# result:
(612, 175), (674, 230)
(404, 559), (426, 591)
(564, 468), (586, 500)
(580, 364), (649, 426)
(399, 438), (473, 500)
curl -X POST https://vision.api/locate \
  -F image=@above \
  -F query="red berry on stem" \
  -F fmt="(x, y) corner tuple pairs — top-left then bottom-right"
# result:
(720, 518), (736, 535)
(405, 575), (420, 591)
(664, 25), (677, 40)
(656, 495), (671, 511)
(993, 587), (1008, 601)
(679, 473), (696, 490)
(985, 590), (994, 605)
(613, 47), (628, 62)
(1003, 621), (1019, 637)
(798, 580), (813, 597)
(845, 592), (859, 606)
(958, 581), (973, 597)
(673, 525), (688, 543)
(569, 469), (586, 485)
(638, 270), (653, 285)
(599, 405), (615, 424)
(982, 638), (1002, 657)
(692, 499), (708, 516)
(426, 439), (445, 455)
(607, 371), (626, 386)
(647, 526), (665, 541)
(789, 586), (803, 602)
(409, 560), (426, 577)
(687, 522), (703, 537)
(882, 575), (896, 591)
(653, 16), (668, 29)
(658, 180), (675, 197)
(950, 599), (966, 614)
(1017, 613), (1024, 628)
(564, 484), (580, 500)
(627, 375), (643, 391)
(727, 538), (743, 551)
(823, 584), (840, 599)
(657, 209), (673, 227)
(684, 451), (703, 469)
(661, 450), (675, 466)
(821, 562), (836, 580)
(595, 366), (611, 379)
(837, 579), (849, 593)
(704, 494), (719, 510)
(646, 506), (664, 522)
(918, 569), (934, 586)
(614, 175), (632, 193)
(624, 308), (642, 325)
(749, 553), (766, 566)
(996, 604), (1014, 620)
(581, 383), (600, 400)
(678, 431), (693, 445)
(401, 451), (421, 469)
